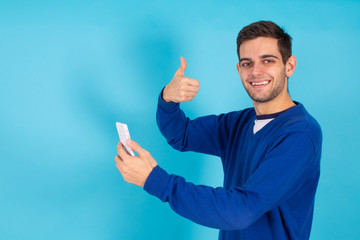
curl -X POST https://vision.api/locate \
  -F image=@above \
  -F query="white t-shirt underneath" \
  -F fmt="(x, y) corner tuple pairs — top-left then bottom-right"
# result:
(252, 105), (297, 134)
(253, 118), (275, 134)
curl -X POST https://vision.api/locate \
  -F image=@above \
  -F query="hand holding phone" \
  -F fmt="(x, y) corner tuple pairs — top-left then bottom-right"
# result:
(116, 122), (135, 156)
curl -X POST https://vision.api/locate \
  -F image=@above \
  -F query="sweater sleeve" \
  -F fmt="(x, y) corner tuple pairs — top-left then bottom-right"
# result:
(156, 89), (228, 157)
(144, 131), (320, 230)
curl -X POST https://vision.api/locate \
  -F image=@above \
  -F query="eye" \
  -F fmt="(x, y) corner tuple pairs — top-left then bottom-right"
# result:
(264, 59), (275, 64)
(241, 62), (252, 68)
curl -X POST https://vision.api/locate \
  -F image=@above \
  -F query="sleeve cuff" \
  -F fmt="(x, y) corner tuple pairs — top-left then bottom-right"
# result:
(158, 87), (180, 112)
(144, 165), (171, 202)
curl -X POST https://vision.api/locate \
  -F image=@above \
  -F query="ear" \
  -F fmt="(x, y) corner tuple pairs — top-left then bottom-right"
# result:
(285, 56), (297, 78)
(236, 62), (241, 74)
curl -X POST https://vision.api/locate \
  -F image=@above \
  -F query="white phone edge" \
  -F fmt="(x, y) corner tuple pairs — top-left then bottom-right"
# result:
(116, 122), (135, 156)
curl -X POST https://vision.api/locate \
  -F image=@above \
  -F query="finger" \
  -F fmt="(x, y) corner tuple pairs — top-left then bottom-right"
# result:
(185, 91), (198, 98)
(182, 85), (200, 93)
(117, 141), (124, 155)
(117, 141), (123, 152)
(114, 154), (123, 163)
(114, 155), (124, 170)
(117, 142), (130, 159)
(187, 78), (200, 87)
(182, 93), (198, 102)
(181, 77), (199, 87)
(174, 56), (187, 77)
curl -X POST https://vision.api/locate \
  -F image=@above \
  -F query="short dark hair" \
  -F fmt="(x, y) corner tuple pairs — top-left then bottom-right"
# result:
(237, 21), (292, 64)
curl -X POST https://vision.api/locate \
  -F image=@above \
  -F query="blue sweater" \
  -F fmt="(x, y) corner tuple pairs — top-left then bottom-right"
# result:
(144, 94), (322, 240)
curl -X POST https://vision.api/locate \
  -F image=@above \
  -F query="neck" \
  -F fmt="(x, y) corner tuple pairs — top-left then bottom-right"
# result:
(253, 93), (295, 115)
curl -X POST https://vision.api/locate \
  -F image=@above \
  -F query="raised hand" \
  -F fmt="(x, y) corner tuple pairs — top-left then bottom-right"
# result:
(162, 57), (200, 103)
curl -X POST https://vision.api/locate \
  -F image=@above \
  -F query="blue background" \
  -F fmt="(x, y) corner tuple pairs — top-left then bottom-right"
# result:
(1, 0), (359, 239)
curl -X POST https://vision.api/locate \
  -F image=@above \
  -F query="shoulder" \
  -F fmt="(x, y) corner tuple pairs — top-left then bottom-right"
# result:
(287, 103), (321, 138)
(275, 102), (322, 154)
(201, 107), (255, 135)
(219, 107), (255, 124)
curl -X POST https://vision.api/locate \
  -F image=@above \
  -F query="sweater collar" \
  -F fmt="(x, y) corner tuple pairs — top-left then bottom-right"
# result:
(256, 102), (299, 120)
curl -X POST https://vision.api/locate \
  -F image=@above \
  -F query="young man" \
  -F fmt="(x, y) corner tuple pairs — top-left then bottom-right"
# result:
(115, 21), (322, 239)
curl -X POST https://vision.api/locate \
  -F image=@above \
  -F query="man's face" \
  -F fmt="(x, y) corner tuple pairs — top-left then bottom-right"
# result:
(237, 37), (289, 103)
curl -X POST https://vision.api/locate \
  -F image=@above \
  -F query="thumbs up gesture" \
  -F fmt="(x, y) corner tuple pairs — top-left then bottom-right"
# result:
(162, 57), (200, 103)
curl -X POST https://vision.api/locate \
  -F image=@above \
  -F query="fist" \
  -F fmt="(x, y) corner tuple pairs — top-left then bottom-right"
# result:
(162, 57), (200, 103)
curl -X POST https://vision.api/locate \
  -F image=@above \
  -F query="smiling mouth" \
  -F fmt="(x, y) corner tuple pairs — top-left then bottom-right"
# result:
(250, 80), (271, 86)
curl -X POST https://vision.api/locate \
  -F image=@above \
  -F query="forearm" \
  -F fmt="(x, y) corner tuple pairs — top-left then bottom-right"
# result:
(156, 89), (188, 151)
(144, 165), (257, 230)
(156, 90), (226, 156)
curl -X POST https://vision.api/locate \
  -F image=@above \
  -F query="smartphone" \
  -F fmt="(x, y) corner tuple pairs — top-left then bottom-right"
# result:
(116, 122), (135, 156)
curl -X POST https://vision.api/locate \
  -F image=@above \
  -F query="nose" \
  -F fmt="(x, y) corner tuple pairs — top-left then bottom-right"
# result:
(251, 62), (264, 77)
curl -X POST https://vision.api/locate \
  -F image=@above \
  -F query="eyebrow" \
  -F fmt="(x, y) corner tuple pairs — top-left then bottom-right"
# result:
(239, 54), (280, 62)
(239, 57), (251, 62)
(261, 54), (279, 59)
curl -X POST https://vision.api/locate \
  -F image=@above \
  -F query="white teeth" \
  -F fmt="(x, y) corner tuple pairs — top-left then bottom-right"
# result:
(251, 81), (269, 86)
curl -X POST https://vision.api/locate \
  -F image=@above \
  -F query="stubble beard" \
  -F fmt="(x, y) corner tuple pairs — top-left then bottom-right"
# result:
(245, 70), (287, 103)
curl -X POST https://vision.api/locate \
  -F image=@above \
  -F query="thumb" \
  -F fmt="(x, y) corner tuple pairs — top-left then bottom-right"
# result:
(174, 56), (187, 77)
(126, 139), (145, 155)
